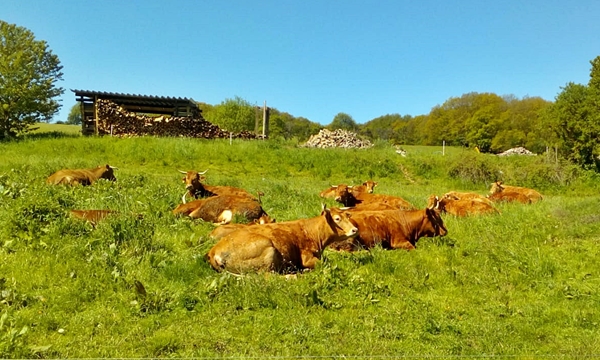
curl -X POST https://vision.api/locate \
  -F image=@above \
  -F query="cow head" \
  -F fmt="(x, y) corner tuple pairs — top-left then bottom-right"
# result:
(179, 169), (208, 193)
(321, 204), (358, 239)
(333, 185), (357, 207)
(489, 181), (504, 194)
(424, 206), (448, 237)
(362, 180), (378, 193)
(99, 165), (117, 181)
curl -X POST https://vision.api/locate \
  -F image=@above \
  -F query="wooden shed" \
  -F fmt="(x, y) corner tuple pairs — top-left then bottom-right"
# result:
(72, 89), (201, 135)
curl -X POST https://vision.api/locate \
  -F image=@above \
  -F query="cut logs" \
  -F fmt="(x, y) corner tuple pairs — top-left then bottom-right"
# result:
(94, 99), (259, 139)
(302, 129), (373, 149)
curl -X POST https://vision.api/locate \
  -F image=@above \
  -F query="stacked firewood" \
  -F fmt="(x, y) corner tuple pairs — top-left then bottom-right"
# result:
(302, 129), (373, 149)
(95, 99), (259, 139)
(497, 147), (536, 156)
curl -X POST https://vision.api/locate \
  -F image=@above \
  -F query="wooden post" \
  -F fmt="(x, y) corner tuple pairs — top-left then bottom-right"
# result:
(262, 101), (269, 138)
(442, 140), (445, 156)
(79, 100), (85, 135)
(94, 95), (99, 135)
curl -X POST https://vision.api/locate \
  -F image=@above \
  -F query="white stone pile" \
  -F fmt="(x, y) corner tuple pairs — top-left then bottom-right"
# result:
(497, 147), (536, 156)
(302, 129), (373, 149)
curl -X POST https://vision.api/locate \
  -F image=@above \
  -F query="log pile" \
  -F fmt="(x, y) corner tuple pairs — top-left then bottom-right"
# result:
(95, 99), (259, 139)
(497, 147), (536, 156)
(302, 129), (373, 149)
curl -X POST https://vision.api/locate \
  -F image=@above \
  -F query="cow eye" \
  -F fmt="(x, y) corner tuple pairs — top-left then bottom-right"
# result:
(334, 215), (341, 222)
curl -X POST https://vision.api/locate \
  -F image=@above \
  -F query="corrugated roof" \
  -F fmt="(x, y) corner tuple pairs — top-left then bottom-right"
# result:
(71, 89), (197, 106)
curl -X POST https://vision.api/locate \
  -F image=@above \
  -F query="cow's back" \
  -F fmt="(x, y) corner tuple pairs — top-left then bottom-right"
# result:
(47, 169), (92, 185)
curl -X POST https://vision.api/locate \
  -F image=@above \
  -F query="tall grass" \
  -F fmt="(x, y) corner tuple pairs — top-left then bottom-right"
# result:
(0, 136), (599, 358)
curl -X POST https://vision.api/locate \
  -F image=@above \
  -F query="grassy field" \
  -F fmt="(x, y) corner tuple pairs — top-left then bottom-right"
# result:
(1, 134), (599, 358)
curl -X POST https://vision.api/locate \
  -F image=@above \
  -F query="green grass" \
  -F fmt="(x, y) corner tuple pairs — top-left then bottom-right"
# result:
(1, 136), (599, 358)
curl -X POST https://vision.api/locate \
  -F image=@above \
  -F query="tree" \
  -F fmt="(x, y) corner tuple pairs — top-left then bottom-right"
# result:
(543, 56), (600, 171)
(66, 103), (82, 125)
(0, 21), (64, 139)
(203, 96), (256, 133)
(328, 112), (358, 131)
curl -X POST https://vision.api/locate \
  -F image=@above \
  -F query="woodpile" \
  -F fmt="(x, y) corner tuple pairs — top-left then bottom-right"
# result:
(497, 147), (536, 156)
(302, 129), (373, 149)
(95, 99), (259, 139)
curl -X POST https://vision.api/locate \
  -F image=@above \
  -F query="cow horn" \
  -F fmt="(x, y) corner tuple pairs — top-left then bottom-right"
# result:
(178, 170), (188, 174)
(109, 166), (118, 170)
(198, 169), (209, 175)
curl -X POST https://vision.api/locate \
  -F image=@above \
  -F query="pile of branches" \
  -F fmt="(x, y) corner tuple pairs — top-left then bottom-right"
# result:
(302, 129), (373, 149)
(497, 147), (536, 156)
(95, 99), (259, 139)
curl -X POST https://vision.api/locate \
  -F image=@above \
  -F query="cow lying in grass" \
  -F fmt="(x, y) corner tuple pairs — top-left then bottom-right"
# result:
(427, 194), (500, 216)
(173, 194), (267, 225)
(206, 205), (358, 274)
(488, 181), (543, 204)
(209, 214), (276, 240)
(178, 169), (256, 203)
(319, 180), (378, 199)
(330, 205), (447, 252)
(333, 184), (414, 210)
(47, 165), (117, 186)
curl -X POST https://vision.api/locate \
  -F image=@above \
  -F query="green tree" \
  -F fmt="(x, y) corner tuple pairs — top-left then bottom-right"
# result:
(66, 103), (82, 125)
(327, 112), (358, 131)
(203, 96), (256, 133)
(0, 21), (64, 139)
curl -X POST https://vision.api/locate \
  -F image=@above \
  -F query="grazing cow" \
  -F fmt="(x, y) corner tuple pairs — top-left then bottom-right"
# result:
(70, 209), (115, 226)
(319, 180), (377, 199)
(173, 194), (267, 224)
(333, 185), (414, 210)
(331, 206), (447, 252)
(206, 205), (358, 273)
(47, 165), (117, 186)
(178, 170), (255, 203)
(427, 194), (500, 216)
(489, 181), (543, 203)
(209, 214), (276, 240)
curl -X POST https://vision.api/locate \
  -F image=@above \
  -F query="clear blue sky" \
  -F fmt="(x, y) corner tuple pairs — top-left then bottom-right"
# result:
(2, 0), (599, 124)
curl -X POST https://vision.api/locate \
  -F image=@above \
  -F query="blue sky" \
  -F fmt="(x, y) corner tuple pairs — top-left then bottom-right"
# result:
(2, 0), (600, 124)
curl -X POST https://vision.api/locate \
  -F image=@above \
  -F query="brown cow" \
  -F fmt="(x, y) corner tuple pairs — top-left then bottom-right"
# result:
(487, 190), (532, 204)
(173, 194), (267, 224)
(443, 191), (494, 206)
(489, 181), (543, 203)
(70, 209), (115, 226)
(319, 180), (377, 199)
(47, 165), (117, 185)
(333, 185), (414, 210)
(208, 214), (276, 240)
(427, 194), (500, 216)
(206, 205), (358, 273)
(178, 170), (255, 203)
(331, 206), (447, 252)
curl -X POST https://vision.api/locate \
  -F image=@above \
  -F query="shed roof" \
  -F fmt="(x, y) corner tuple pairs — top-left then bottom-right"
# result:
(72, 89), (197, 107)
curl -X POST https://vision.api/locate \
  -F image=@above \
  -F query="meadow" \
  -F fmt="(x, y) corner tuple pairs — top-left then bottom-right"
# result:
(1, 128), (599, 358)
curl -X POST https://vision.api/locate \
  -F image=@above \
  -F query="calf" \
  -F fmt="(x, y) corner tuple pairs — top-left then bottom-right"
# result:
(332, 206), (447, 252)
(206, 205), (358, 273)
(178, 169), (256, 203)
(47, 165), (117, 186)
(334, 185), (413, 210)
(489, 181), (543, 203)
(427, 194), (499, 216)
(173, 194), (267, 224)
(208, 214), (276, 240)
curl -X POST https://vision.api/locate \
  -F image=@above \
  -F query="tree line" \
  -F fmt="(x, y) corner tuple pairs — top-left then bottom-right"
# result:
(1, 20), (599, 171)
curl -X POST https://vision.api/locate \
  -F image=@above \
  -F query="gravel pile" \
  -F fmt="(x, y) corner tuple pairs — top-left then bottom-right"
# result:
(302, 129), (373, 149)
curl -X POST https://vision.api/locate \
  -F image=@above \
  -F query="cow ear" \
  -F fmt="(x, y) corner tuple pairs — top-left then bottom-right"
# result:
(320, 203), (328, 215)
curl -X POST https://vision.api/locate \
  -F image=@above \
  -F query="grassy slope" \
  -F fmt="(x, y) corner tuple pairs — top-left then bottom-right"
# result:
(0, 136), (599, 358)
